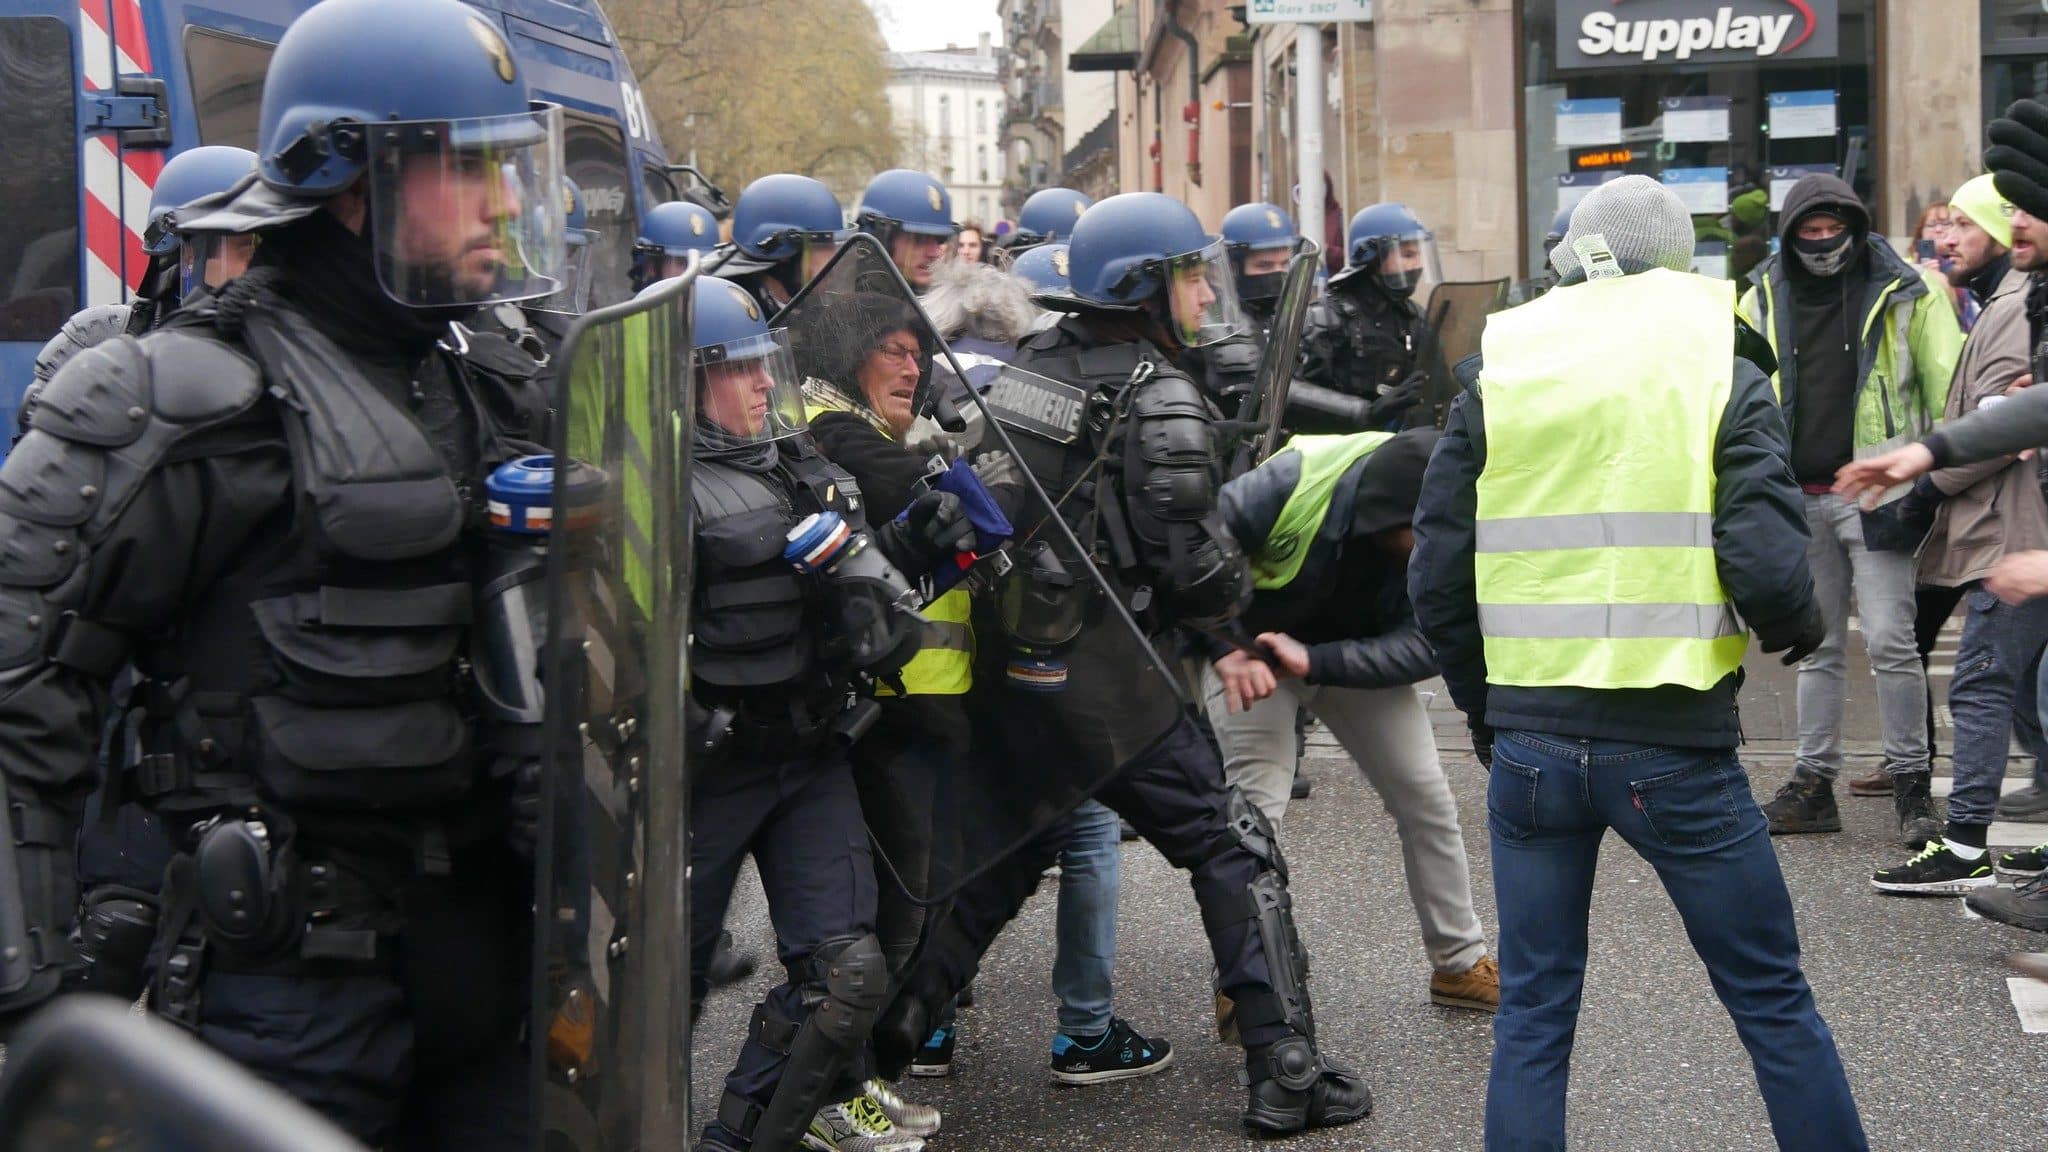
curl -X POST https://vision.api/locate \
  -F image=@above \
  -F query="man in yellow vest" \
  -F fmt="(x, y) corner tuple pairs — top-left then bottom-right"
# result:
(1410, 175), (1864, 1151)
(1203, 427), (1497, 1014)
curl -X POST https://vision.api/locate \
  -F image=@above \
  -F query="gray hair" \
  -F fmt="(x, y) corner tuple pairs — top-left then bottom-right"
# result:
(923, 258), (1038, 344)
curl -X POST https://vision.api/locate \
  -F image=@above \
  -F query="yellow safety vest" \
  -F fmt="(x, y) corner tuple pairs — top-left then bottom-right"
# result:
(1474, 268), (1747, 691)
(1250, 431), (1393, 590)
(803, 399), (975, 696)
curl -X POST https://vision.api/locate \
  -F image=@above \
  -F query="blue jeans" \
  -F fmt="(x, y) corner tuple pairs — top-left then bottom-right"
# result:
(1486, 732), (1866, 1152)
(1949, 586), (2048, 826)
(1051, 799), (1121, 1037)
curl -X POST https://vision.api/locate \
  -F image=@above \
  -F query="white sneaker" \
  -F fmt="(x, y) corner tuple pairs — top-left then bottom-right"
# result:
(863, 1078), (941, 1137)
(802, 1094), (926, 1152)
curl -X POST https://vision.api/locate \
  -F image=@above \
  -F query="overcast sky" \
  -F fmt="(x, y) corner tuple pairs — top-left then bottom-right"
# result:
(871, 0), (1003, 52)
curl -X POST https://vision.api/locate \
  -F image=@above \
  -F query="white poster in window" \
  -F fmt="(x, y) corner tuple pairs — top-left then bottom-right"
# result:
(1768, 90), (1836, 139)
(1555, 98), (1624, 148)
(1660, 167), (1729, 215)
(1768, 164), (1837, 211)
(1557, 170), (1621, 215)
(1661, 96), (1731, 144)
(1691, 241), (1729, 281)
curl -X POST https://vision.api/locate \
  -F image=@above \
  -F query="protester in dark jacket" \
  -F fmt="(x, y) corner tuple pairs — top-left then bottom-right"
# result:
(1202, 428), (1498, 1013)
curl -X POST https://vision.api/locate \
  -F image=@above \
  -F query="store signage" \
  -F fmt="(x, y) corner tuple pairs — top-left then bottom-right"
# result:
(1245, 0), (1372, 24)
(1557, 0), (1838, 68)
(1571, 147), (1638, 170)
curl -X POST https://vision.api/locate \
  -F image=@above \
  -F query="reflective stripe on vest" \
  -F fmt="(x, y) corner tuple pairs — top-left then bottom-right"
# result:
(1250, 431), (1394, 589)
(1475, 268), (1747, 691)
(799, 401), (976, 696)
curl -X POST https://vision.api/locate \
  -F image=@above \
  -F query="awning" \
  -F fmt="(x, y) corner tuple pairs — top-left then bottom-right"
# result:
(1069, 3), (1140, 72)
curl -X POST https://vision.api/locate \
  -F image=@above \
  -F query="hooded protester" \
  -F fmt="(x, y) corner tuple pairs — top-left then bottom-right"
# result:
(1739, 173), (1964, 848)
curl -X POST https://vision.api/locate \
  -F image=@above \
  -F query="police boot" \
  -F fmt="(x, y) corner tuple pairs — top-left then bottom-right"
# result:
(1241, 1035), (1373, 1135)
(1894, 771), (1942, 851)
(708, 929), (758, 987)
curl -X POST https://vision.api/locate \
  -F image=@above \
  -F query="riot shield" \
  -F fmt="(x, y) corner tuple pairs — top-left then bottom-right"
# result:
(1243, 241), (1321, 463)
(1417, 278), (1508, 427)
(774, 236), (1195, 907)
(0, 999), (368, 1152)
(532, 261), (694, 1151)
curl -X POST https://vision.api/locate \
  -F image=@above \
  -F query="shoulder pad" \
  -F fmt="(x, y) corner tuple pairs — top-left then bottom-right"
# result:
(34, 305), (135, 385)
(1734, 314), (1777, 378)
(1130, 365), (1211, 418)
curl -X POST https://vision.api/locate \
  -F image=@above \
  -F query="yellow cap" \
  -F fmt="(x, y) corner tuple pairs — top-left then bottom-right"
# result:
(1951, 174), (2016, 250)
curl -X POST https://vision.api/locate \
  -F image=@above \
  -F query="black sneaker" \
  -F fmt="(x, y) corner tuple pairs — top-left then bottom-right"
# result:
(1998, 843), (2048, 881)
(1872, 841), (1994, 895)
(1290, 772), (1312, 800)
(1966, 873), (2048, 932)
(1764, 773), (1841, 835)
(908, 1026), (954, 1078)
(1049, 1018), (1174, 1085)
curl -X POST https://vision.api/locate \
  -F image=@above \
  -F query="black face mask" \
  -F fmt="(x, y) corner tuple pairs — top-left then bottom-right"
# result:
(1235, 270), (1285, 305)
(1378, 266), (1423, 298)
(1792, 230), (1855, 277)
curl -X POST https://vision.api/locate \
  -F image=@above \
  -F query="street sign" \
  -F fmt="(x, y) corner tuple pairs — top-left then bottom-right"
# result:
(1246, 0), (1372, 24)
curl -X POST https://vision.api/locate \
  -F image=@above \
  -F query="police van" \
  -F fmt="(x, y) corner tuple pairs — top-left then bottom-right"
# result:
(0, 0), (709, 439)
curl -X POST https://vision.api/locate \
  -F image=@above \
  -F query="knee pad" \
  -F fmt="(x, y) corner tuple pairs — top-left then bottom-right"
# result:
(1225, 787), (1288, 882)
(805, 932), (888, 1041)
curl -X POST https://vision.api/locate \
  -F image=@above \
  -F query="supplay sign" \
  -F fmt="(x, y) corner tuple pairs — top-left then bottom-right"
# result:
(1556, 0), (1837, 68)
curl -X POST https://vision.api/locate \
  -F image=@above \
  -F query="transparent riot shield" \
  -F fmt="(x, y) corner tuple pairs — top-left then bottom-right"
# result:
(1243, 241), (1321, 464)
(0, 999), (368, 1152)
(533, 262), (694, 1152)
(774, 235), (1196, 907)
(1416, 278), (1508, 428)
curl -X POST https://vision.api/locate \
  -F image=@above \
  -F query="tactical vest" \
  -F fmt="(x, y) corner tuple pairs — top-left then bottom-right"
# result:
(690, 445), (862, 693)
(1475, 269), (1746, 692)
(132, 295), (531, 818)
(1250, 431), (1393, 590)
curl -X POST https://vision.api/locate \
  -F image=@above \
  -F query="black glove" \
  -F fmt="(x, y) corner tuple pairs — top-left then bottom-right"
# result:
(1470, 721), (1495, 771)
(1366, 371), (1425, 425)
(506, 758), (543, 859)
(1895, 475), (1943, 541)
(1759, 602), (1828, 667)
(877, 489), (974, 573)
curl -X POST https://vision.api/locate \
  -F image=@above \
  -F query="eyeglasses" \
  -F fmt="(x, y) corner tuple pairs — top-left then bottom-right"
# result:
(873, 342), (923, 364)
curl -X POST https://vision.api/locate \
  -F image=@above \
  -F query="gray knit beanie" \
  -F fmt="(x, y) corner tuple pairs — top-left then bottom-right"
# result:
(1550, 175), (1696, 279)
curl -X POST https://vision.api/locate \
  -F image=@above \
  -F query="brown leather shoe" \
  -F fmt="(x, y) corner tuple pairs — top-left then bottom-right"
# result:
(1215, 990), (1240, 1045)
(1429, 955), (1499, 1012)
(1847, 767), (1894, 797)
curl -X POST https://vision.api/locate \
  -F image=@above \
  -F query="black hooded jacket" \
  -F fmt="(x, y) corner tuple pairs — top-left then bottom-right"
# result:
(1215, 429), (1439, 688)
(1776, 174), (1873, 484)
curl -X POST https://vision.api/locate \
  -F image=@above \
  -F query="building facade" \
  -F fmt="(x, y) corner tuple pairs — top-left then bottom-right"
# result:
(1085, 0), (2025, 289)
(887, 39), (1007, 229)
(1000, 0), (1120, 218)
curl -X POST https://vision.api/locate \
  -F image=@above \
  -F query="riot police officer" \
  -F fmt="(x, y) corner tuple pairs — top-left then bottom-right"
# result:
(633, 199), (722, 290)
(685, 275), (972, 1152)
(0, 0), (565, 1143)
(710, 173), (852, 315)
(997, 186), (1092, 258)
(1183, 201), (1301, 418)
(880, 192), (1373, 1136)
(1297, 202), (1438, 432)
(856, 169), (958, 293)
(31, 145), (258, 397)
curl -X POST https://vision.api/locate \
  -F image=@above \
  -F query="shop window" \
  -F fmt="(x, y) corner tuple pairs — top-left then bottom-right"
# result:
(1984, 2), (2048, 126)
(1519, 0), (1876, 285)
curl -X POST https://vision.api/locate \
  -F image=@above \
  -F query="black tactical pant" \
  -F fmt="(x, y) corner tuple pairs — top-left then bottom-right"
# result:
(185, 839), (530, 1150)
(884, 713), (1283, 1075)
(690, 750), (879, 1140)
(849, 696), (968, 977)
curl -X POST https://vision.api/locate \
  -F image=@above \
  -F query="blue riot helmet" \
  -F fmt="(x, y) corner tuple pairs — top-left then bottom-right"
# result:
(1220, 201), (1300, 306)
(531, 176), (596, 314)
(142, 145), (259, 299)
(1009, 187), (1093, 250)
(633, 200), (721, 289)
(177, 0), (566, 309)
(729, 173), (851, 293)
(855, 169), (957, 290)
(1543, 205), (1574, 259)
(686, 275), (808, 446)
(1332, 202), (1439, 299)
(1010, 243), (1072, 296)
(1062, 192), (1250, 349)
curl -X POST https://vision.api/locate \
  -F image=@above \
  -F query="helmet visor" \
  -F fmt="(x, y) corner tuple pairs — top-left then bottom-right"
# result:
(179, 233), (260, 298)
(365, 104), (567, 308)
(1373, 229), (1440, 297)
(531, 229), (596, 315)
(695, 327), (809, 444)
(1163, 241), (1252, 348)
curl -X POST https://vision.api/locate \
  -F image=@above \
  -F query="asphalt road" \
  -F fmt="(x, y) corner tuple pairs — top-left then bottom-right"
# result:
(694, 640), (2048, 1151)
